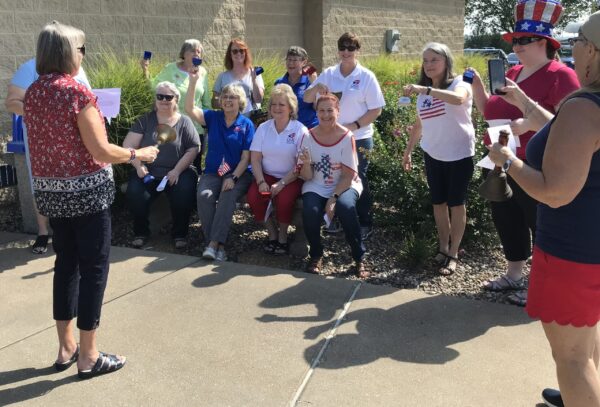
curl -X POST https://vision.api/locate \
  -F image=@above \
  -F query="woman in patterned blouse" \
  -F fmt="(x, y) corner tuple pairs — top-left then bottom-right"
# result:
(23, 21), (158, 379)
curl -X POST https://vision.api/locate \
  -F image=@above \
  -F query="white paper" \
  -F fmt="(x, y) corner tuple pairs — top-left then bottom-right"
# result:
(323, 213), (332, 228)
(264, 200), (273, 221)
(486, 120), (520, 147)
(476, 124), (519, 170)
(93, 88), (121, 119)
(156, 176), (168, 192)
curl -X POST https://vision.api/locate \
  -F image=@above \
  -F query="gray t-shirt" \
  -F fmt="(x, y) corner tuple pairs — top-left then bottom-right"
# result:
(213, 70), (265, 114)
(130, 111), (200, 178)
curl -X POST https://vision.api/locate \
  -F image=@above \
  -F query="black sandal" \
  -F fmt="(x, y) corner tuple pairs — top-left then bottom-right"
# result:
(439, 255), (458, 276)
(273, 242), (289, 255)
(78, 352), (126, 380)
(31, 235), (49, 254)
(53, 345), (79, 372)
(263, 239), (277, 254)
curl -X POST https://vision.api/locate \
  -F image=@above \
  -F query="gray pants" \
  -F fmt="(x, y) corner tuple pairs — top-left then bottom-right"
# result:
(197, 172), (252, 244)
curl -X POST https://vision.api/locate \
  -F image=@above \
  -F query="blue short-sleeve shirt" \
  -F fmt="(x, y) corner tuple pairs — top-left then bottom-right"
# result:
(203, 110), (254, 175)
(275, 73), (318, 129)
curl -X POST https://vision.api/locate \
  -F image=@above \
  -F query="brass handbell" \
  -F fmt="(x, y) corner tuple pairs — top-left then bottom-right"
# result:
(478, 130), (513, 202)
(156, 124), (177, 145)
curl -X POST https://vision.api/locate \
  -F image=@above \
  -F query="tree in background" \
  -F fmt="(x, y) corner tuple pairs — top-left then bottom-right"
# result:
(465, 0), (593, 35)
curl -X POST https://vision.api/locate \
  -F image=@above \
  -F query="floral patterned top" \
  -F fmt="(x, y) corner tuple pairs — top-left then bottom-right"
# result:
(23, 72), (114, 218)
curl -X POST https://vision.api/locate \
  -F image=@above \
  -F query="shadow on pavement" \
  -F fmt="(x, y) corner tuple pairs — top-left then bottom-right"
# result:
(0, 367), (77, 406)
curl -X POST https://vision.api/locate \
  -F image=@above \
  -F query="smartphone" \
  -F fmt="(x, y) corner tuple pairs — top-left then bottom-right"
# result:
(488, 59), (506, 95)
(462, 69), (474, 84)
(255, 66), (264, 75)
(143, 50), (152, 60)
(192, 57), (202, 66)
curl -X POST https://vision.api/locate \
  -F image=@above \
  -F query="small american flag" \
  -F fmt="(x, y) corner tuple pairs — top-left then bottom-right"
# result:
(217, 158), (231, 176)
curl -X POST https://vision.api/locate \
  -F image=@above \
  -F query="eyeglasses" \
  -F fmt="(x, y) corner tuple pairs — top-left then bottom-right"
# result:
(286, 57), (302, 63)
(231, 49), (246, 55)
(156, 94), (175, 101)
(77, 45), (86, 56)
(221, 94), (239, 100)
(512, 37), (542, 46)
(568, 36), (586, 47)
(338, 45), (357, 52)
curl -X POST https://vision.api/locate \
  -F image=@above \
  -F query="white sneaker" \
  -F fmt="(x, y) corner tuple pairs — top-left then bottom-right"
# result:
(215, 249), (227, 261)
(202, 246), (217, 260)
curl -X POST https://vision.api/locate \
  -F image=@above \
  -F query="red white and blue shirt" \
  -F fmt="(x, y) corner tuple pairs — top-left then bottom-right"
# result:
(23, 72), (114, 218)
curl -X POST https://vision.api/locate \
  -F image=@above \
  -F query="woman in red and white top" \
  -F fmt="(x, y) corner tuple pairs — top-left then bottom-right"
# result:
(297, 94), (367, 277)
(23, 21), (158, 379)
(402, 42), (475, 276)
(247, 84), (309, 255)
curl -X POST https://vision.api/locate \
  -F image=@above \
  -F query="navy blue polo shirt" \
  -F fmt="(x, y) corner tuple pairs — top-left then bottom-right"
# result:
(203, 110), (254, 175)
(275, 73), (318, 129)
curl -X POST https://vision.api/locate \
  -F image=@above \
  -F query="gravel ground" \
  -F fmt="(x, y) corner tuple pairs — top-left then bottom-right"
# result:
(0, 189), (529, 307)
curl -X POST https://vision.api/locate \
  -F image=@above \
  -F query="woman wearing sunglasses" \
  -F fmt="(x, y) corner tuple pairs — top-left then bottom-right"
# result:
(487, 11), (600, 407)
(24, 21), (158, 379)
(187, 71), (254, 262)
(123, 81), (200, 250)
(303, 32), (385, 242)
(470, 0), (579, 307)
(212, 38), (265, 116)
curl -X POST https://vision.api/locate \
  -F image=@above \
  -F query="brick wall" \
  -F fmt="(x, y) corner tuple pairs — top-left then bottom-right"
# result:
(245, 0), (303, 58)
(320, 0), (465, 66)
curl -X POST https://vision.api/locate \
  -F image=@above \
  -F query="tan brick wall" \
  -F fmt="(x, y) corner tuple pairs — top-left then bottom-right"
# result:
(245, 0), (303, 59)
(321, 0), (465, 67)
(0, 0), (246, 136)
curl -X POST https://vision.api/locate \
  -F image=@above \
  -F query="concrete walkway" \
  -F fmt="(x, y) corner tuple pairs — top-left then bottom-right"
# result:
(0, 231), (553, 406)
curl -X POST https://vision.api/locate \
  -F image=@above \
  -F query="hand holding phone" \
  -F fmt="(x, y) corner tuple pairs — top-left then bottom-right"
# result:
(192, 57), (202, 66)
(488, 59), (506, 95)
(143, 51), (152, 60)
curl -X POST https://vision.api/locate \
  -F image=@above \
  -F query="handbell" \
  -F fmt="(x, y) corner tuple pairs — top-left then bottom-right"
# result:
(478, 130), (513, 202)
(156, 124), (177, 145)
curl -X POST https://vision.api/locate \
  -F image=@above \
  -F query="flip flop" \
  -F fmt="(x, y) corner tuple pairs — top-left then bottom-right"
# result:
(78, 352), (126, 380)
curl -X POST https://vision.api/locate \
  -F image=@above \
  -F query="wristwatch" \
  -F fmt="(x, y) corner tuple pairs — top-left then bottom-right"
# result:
(231, 174), (239, 183)
(502, 159), (513, 173)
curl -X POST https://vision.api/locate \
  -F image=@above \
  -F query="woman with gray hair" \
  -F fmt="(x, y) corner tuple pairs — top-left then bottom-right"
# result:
(123, 81), (200, 249)
(24, 21), (158, 378)
(186, 71), (254, 261)
(141, 39), (210, 163)
(247, 84), (309, 254)
(402, 42), (475, 276)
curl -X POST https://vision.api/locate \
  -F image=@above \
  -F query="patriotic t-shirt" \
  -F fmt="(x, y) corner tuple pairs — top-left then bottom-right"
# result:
(300, 129), (362, 198)
(417, 76), (475, 162)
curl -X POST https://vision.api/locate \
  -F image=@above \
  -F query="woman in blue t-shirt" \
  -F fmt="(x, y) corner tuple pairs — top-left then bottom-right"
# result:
(487, 12), (600, 406)
(186, 69), (254, 262)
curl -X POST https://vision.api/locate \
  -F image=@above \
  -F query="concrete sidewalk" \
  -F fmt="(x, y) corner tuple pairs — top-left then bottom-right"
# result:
(0, 231), (552, 406)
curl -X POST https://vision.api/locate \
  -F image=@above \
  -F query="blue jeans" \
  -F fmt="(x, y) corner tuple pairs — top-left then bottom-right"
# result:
(302, 190), (365, 262)
(126, 167), (197, 239)
(355, 137), (373, 228)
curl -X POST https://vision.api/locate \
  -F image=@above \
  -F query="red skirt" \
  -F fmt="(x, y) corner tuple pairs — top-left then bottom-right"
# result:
(527, 246), (600, 327)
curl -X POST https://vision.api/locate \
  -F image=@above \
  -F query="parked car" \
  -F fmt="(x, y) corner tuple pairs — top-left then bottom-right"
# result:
(507, 52), (520, 66)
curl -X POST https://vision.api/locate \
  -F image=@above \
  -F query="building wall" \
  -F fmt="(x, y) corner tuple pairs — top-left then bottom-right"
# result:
(0, 0), (465, 136)
(321, 0), (465, 66)
(245, 0), (303, 58)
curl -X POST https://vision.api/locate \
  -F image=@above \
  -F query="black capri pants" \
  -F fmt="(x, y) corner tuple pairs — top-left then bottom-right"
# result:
(50, 208), (111, 331)
(423, 152), (474, 207)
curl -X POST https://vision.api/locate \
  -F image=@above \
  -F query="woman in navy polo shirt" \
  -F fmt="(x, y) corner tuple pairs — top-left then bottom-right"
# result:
(274, 46), (318, 129)
(186, 70), (254, 262)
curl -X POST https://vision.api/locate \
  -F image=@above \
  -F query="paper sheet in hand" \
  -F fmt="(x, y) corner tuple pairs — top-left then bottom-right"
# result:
(486, 119), (521, 147)
(156, 176), (168, 192)
(93, 88), (121, 119)
(476, 124), (519, 170)
(264, 200), (273, 221)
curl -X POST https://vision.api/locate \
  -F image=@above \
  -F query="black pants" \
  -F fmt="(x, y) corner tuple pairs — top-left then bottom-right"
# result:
(490, 175), (537, 262)
(50, 209), (111, 331)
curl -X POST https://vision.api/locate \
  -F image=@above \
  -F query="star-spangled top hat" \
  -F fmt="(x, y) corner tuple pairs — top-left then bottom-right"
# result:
(502, 0), (563, 50)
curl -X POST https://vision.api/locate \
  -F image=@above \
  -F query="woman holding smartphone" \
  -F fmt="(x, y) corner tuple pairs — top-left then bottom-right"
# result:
(470, 0), (579, 306)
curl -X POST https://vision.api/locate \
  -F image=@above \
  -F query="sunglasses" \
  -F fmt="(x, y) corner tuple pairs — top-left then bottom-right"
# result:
(156, 94), (175, 101)
(221, 94), (239, 100)
(77, 45), (86, 56)
(568, 36), (586, 47)
(338, 45), (357, 52)
(512, 37), (542, 46)
(231, 49), (246, 55)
